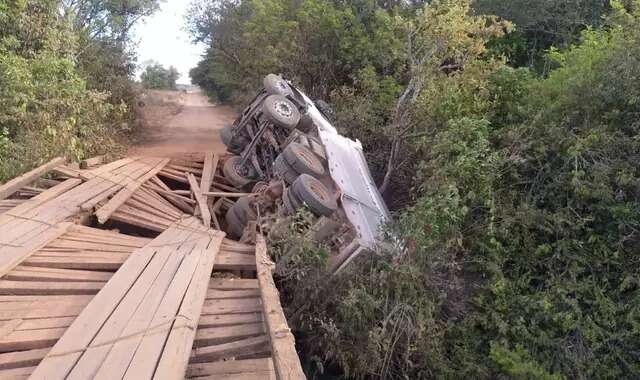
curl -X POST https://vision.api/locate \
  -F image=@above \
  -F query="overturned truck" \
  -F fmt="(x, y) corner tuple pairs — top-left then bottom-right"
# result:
(220, 74), (390, 272)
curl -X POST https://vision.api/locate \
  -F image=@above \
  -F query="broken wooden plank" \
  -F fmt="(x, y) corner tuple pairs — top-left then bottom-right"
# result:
(200, 152), (218, 194)
(188, 173), (212, 228)
(0, 158), (66, 201)
(95, 158), (170, 223)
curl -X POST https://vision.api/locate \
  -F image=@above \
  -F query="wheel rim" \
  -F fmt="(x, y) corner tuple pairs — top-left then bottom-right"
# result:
(233, 160), (253, 178)
(308, 181), (329, 201)
(294, 146), (322, 171)
(273, 100), (293, 119)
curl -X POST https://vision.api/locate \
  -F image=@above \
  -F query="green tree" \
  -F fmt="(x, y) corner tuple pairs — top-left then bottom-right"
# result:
(474, 0), (612, 69)
(0, 0), (130, 180)
(140, 62), (180, 90)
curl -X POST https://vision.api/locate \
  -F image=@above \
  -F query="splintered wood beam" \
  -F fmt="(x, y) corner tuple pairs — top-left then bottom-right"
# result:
(188, 173), (212, 228)
(0, 157), (66, 201)
(200, 152), (218, 195)
(95, 158), (170, 224)
(255, 235), (306, 380)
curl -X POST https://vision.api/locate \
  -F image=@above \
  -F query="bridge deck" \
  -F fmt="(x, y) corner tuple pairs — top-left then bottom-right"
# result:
(0, 154), (305, 379)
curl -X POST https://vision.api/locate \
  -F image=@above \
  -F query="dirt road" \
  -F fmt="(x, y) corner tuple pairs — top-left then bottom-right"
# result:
(131, 89), (236, 156)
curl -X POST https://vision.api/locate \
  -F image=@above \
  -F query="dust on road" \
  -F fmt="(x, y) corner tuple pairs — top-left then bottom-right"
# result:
(130, 89), (236, 156)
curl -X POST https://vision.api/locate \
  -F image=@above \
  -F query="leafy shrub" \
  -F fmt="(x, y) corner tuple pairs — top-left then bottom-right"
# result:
(0, 0), (140, 181)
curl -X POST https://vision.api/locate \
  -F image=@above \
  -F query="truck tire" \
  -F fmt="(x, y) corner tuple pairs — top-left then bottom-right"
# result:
(291, 174), (337, 217)
(233, 196), (256, 225)
(283, 143), (325, 178)
(263, 74), (293, 97)
(223, 156), (256, 188)
(262, 95), (300, 130)
(274, 155), (299, 185)
(287, 184), (304, 210)
(221, 124), (233, 146)
(225, 207), (245, 238)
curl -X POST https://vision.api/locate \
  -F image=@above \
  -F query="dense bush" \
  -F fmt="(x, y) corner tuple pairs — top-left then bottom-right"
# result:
(0, 0), (158, 181)
(190, 0), (640, 378)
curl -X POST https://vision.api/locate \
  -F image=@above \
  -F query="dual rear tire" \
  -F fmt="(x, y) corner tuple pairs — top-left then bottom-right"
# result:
(283, 174), (337, 217)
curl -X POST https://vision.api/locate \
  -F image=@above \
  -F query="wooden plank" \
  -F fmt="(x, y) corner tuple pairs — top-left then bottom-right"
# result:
(17, 317), (76, 331)
(6, 266), (112, 283)
(0, 365), (35, 379)
(51, 166), (82, 179)
(95, 158), (170, 223)
(121, 231), (211, 379)
(0, 222), (73, 278)
(0, 295), (92, 303)
(194, 323), (265, 347)
(0, 304), (86, 321)
(154, 230), (225, 379)
(0, 327), (65, 351)
(206, 289), (261, 300)
(202, 299), (262, 316)
(255, 236), (306, 380)
(203, 192), (255, 198)
(0, 347), (49, 370)
(188, 370), (276, 380)
(0, 320), (22, 340)
(28, 221), (192, 379)
(209, 279), (259, 290)
(200, 152), (218, 194)
(186, 358), (274, 378)
(69, 245), (186, 378)
(22, 256), (124, 271)
(198, 313), (262, 328)
(0, 280), (105, 295)
(80, 155), (105, 169)
(190, 335), (270, 364)
(0, 158), (66, 201)
(188, 173), (212, 228)
(215, 253), (257, 271)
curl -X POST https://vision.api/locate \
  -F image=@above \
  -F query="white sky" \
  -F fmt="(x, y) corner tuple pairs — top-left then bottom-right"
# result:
(133, 0), (204, 84)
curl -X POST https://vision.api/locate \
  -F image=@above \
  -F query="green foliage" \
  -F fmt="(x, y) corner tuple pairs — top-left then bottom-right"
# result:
(140, 62), (180, 90)
(475, 0), (613, 70)
(188, 0), (405, 103)
(192, 0), (640, 378)
(0, 0), (155, 181)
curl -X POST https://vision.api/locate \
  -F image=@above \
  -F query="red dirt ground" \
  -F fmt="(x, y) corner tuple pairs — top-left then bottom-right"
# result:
(130, 89), (236, 156)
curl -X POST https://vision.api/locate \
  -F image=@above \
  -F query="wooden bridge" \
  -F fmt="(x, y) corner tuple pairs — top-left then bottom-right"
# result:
(0, 154), (305, 379)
